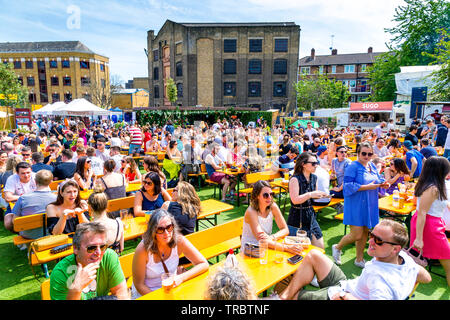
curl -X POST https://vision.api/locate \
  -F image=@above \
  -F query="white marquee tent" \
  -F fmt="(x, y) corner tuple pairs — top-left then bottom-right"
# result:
(33, 101), (67, 116)
(52, 99), (111, 116)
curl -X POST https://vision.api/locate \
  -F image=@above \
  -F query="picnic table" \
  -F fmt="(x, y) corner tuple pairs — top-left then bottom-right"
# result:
(216, 166), (245, 206)
(138, 242), (324, 300)
(79, 182), (142, 200)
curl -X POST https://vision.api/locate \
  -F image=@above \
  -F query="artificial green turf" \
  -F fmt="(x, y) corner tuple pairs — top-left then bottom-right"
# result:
(0, 184), (448, 300)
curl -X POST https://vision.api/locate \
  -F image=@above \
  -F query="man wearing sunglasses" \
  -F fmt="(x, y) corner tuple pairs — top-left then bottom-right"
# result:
(50, 222), (128, 300)
(278, 219), (431, 300)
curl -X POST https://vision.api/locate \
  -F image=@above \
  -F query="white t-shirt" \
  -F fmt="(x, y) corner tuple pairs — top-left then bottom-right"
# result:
(328, 250), (419, 300)
(373, 145), (390, 158)
(205, 153), (222, 168)
(216, 146), (229, 163)
(111, 154), (123, 172)
(305, 128), (318, 141)
(88, 156), (104, 175)
(110, 137), (122, 148)
(95, 149), (110, 162)
(4, 174), (37, 196)
(314, 166), (330, 203)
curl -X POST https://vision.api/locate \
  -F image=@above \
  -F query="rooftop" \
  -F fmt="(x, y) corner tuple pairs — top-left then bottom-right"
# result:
(178, 21), (298, 28)
(0, 41), (100, 55)
(299, 51), (385, 66)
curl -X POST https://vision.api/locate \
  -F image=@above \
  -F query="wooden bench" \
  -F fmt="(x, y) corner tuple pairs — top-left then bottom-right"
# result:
(106, 195), (135, 213)
(49, 180), (64, 191)
(188, 163), (208, 189)
(13, 213), (47, 246)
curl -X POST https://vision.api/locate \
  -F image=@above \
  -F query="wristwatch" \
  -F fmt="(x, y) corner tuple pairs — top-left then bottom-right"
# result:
(339, 291), (347, 300)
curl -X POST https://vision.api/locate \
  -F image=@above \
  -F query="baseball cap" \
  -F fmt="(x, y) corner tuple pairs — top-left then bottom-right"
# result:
(317, 145), (328, 156)
(403, 140), (413, 150)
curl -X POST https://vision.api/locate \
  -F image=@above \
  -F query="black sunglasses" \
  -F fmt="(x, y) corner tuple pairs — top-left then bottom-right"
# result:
(143, 180), (153, 186)
(262, 192), (275, 199)
(368, 231), (399, 246)
(360, 152), (373, 157)
(306, 161), (320, 166)
(86, 244), (108, 253)
(156, 223), (174, 234)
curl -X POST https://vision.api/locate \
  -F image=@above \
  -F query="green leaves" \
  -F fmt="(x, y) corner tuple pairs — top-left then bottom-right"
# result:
(294, 75), (350, 110)
(165, 77), (177, 105)
(0, 63), (28, 108)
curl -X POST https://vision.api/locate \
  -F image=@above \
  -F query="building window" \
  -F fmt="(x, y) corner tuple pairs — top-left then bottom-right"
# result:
(83, 93), (91, 101)
(361, 64), (367, 72)
(62, 60), (70, 68)
(274, 59), (287, 74)
(100, 63), (105, 71)
(224, 82), (236, 96)
(300, 67), (310, 75)
(14, 61), (21, 69)
(154, 85), (159, 99)
(331, 65), (336, 74)
(224, 39), (237, 53)
(101, 79), (106, 88)
(17, 77), (23, 85)
(248, 59), (262, 74)
(176, 62), (182, 77)
(81, 77), (90, 86)
(224, 59), (237, 74)
(27, 76), (35, 86)
(248, 82), (261, 97)
(273, 81), (287, 97)
(80, 61), (90, 69)
(52, 93), (60, 102)
(153, 50), (159, 61)
(318, 65), (324, 75)
(29, 93), (36, 103)
(274, 38), (288, 52)
(153, 67), (159, 80)
(40, 93), (48, 103)
(25, 61), (33, 69)
(63, 76), (71, 86)
(64, 92), (72, 102)
(249, 39), (262, 52)
(177, 83), (183, 98)
(344, 65), (355, 73)
(49, 60), (58, 68)
(50, 76), (59, 86)
(176, 43), (182, 55)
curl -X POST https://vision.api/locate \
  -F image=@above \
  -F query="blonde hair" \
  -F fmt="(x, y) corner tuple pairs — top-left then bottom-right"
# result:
(6, 155), (22, 172)
(87, 184), (108, 215)
(176, 181), (201, 219)
(205, 265), (256, 300)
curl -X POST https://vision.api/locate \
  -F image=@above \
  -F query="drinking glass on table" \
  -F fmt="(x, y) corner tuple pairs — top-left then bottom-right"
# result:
(120, 209), (130, 229)
(274, 242), (284, 264)
(296, 229), (310, 254)
(259, 239), (268, 264)
(161, 273), (174, 293)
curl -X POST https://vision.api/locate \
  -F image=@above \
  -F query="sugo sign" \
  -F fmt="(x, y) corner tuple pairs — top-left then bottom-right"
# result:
(350, 101), (393, 111)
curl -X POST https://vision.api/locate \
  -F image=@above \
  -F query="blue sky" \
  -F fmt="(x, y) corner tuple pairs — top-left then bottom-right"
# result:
(0, 0), (405, 83)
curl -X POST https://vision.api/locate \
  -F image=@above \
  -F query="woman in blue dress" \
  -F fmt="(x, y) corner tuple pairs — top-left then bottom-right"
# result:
(332, 142), (389, 268)
(134, 172), (172, 217)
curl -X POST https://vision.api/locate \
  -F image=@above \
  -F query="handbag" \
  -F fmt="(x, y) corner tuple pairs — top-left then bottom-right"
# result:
(30, 234), (69, 252)
(243, 242), (261, 258)
(402, 247), (428, 267)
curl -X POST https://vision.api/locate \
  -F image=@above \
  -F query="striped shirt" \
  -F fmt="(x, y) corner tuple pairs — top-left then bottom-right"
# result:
(129, 126), (143, 145)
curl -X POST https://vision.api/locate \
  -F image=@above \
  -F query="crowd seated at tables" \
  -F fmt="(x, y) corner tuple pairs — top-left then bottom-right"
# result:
(1, 114), (449, 300)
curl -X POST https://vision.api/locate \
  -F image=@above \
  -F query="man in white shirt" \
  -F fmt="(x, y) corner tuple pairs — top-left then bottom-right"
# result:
(95, 138), (110, 162)
(86, 147), (104, 176)
(109, 146), (123, 172)
(305, 122), (318, 141)
(278, 219), (431, 300)
(374, 122), (386, 138)
(373, 137), (390, 158)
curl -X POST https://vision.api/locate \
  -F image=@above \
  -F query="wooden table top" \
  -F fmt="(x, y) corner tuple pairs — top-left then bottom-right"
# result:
(79, 183), (142, 200)
(138, 244), (323, 300)
(378, 194), (416, 215)
(197, 199), (234, 220)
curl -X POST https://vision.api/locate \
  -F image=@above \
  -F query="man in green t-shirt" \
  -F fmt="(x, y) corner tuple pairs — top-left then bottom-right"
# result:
(50, 222), (128, 300)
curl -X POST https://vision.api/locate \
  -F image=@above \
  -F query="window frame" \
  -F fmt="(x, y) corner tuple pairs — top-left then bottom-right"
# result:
(248, 81), (261, 97)
(62, 60), (70, 68)
(274, 38), (288, 52)
(249, 39), (262, 52)
(273, 59), (288, 74)
(273, 81), (287, 97)
(223, 59), (237, 74)
(25, 60), (33, 69)
(27, 76), (35, 86)
(248, 59), (262, 74)
(49, 60), (58, 68)
(224, 82), (236, 97)
(63, 76), (72, 86)
(50, 76), (59, 86)
(344, 64), (355, 73)
(223, 39), (237, 53)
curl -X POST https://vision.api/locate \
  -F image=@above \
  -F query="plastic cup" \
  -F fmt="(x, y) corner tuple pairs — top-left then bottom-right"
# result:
(259, 240), (268, 265)
(161, 273), (174, 293)
(274, 243), (284, 264)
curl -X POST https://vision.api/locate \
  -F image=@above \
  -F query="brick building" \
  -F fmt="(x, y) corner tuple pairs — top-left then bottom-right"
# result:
(147, 20), (300, 111)
(0, 41), (110, 109)
(298, 47), (385, 102)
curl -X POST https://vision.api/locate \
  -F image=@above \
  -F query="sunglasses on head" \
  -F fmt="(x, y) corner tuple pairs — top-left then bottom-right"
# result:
(86, 244), (108, 253)
(262, 192), (275, 199)
(360, 152), (373, 157)
(156, 223), (174, 234)
(368, 231), (399, 246)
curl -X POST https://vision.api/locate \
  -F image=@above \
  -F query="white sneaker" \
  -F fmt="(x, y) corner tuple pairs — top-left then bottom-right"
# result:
(332, 244), (342, 265)
(354, 259), (366, 268)
(310, 275), (319, 288)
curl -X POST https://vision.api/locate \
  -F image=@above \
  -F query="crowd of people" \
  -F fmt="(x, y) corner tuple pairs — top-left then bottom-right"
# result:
(1, 112), (450, 300)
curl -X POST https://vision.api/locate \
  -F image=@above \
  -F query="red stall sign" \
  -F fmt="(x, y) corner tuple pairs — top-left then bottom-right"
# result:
(350, 101), (394, 111)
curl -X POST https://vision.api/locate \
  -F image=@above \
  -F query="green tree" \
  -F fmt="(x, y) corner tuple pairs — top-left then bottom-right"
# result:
(368, 0), (450, 101)
(166, 77), (177, 106)
(423, 28), (450, 100)
(0, 63), (28, 128)
(294, 75), (350, 110)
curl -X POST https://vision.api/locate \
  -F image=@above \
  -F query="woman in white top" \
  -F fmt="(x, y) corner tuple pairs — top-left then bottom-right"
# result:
(410, 156), (450, 286)
(131, 209), (209, 299)
(241, 180), (303, 255)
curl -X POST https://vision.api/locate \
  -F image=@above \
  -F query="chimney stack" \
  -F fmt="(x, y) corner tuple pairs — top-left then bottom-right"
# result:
(331, 49), (337, 55)
(368, 47), (373, 53)
(311, 48), (315, 60)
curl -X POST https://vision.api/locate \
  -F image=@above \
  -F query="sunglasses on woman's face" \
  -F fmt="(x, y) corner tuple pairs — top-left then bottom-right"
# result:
(143, 180), (153, 186)
(368, 231), (399, 246)
(156, 223), (174, 234)
(306, 161), (320, 166)
(262, 192), (275, 199)
(360, 152), (373, 157)
(86, 244), (108, 253)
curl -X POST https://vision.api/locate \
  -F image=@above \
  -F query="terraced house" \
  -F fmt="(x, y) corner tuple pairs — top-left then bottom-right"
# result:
(298, 47), (386, 102)
(147, 20), (300, 111)
(0, 41), (110, 109)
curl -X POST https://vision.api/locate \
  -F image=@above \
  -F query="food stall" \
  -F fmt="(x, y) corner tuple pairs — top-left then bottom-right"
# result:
(348, 101), (405, 130)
